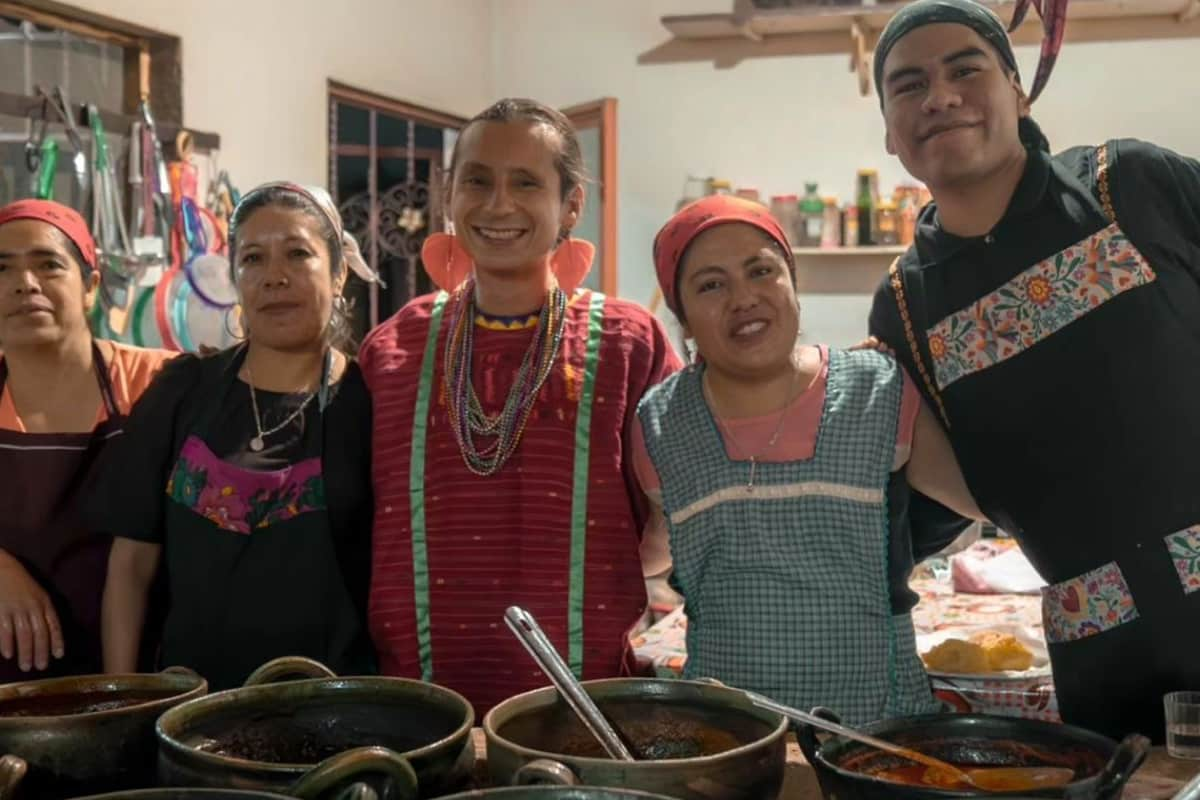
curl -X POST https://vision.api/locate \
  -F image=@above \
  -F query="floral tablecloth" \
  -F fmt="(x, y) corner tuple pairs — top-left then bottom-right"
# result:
(632, 565), (1059, 721)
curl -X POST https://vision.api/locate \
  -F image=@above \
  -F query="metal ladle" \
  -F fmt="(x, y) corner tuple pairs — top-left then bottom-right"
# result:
(504, 606), (637, 762)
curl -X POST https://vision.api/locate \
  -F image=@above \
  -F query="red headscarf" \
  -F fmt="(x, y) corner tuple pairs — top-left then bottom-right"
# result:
(0, 199), (97, 273)
(652, 195), (794, 316)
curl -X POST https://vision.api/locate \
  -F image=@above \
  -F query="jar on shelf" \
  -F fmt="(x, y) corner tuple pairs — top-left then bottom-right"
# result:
(708, 179), (733, 196)
(770, 195), (798, 245)
(820, 196), (841, 249)
(736, 187), (763, 205)
(842, 204), (859, 248)
(876, 200), (900, 246)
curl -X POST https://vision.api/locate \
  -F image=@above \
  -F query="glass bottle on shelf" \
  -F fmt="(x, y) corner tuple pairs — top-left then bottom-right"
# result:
(797, 182), (825, 248)
(855, 170), (876, 246)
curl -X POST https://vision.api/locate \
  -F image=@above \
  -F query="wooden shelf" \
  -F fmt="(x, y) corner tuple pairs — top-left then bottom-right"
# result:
(644, 0), (1200, 79)
(792, 245), (903, 295)
(793, 245), (906, 257)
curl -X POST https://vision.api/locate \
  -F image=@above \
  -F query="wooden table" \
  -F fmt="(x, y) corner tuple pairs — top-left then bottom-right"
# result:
(470, 730), (1200, 799)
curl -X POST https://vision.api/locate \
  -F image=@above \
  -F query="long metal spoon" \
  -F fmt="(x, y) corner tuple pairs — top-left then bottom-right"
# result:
(504, 606), (636, 761)
(748, 693), (1075, 792)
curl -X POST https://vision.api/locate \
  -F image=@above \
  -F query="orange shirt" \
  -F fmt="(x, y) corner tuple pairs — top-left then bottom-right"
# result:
(0, 341), (177, 431)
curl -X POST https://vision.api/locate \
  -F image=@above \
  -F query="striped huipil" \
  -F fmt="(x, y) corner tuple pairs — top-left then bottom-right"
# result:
(359, 289), (680, 715)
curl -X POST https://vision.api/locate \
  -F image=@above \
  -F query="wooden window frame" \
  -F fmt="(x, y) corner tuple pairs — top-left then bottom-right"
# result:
(0, 0), (185, 127)
(563, 98), (618, 297)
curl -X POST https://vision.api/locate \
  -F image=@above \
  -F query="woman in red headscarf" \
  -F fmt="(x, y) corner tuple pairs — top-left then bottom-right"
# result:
(631, 196), (984, 724)
(0, 200), (174, 681)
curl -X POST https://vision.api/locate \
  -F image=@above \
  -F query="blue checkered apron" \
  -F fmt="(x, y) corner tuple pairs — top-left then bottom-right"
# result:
(637, 348), (936, 725)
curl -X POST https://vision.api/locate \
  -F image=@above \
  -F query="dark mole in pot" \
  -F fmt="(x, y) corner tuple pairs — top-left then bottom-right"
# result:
(0, 689), (182, 717)
(498, 698), (773, 760)
(181, 697), (463, 764)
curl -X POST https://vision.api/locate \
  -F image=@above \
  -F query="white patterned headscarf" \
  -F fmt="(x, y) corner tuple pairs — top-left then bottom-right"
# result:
(231, 181), (386, 287)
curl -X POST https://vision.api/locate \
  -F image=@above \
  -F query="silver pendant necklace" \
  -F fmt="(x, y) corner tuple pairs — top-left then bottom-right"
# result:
(706, 361), (801, 492)
(244, 353), (327, 452)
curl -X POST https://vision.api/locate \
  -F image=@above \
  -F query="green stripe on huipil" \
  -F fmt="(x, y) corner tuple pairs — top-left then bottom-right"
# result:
(567, 291), (607, 677)
(409, 291), (449, 682)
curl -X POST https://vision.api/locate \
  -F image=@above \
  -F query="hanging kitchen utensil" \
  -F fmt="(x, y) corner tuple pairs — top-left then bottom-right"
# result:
(152, 148), (237, 353)
(130, 284), (162, 348)
(34, 138), (58, 200)
(25, 85), (88, 203)
(128, 120), (144, 233)
(138, 98), (174, 245)
(504, 606), (637, 762)
(24, 91), (49, 174)
(87, 104), (146, 339)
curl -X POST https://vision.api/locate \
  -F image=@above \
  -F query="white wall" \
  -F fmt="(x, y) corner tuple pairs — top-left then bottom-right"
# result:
(488, 0), (1200, 345)
(65, 0), (494, 190)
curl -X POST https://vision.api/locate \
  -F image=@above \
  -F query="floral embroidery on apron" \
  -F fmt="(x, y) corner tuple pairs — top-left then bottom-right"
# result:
(1042, 561), (1139, 644)
(1165, 526), (1200, 595)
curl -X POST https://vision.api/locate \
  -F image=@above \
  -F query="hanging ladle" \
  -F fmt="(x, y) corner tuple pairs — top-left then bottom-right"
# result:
(747, 693), (1076, 792)
(504, 606), (637, 762)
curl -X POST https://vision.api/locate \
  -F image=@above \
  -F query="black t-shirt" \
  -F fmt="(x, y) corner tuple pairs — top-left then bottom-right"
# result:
(88, 346), (375, 688)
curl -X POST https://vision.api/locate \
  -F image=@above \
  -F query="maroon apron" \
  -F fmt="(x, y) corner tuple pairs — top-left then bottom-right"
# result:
(0, 342), (122, 683)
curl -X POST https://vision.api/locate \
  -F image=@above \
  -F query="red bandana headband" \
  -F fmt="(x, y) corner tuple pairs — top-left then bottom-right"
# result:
(652, 195), (794, 316)
(0, 199), (97, 272)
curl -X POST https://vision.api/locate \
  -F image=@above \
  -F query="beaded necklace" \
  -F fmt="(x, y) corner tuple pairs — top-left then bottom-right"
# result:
(442, 280), (568, 476)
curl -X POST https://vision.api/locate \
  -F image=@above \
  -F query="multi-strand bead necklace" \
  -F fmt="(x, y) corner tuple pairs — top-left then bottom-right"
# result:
(442, 280), (568, 476)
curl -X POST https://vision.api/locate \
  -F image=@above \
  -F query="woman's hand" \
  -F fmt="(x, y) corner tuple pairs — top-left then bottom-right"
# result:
(850, 335), (895, 356)
(0, 549), (64, 672)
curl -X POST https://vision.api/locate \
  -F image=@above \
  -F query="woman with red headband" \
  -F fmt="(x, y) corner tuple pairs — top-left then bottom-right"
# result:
(0, 199), (174, 681)
(93, 183), (381, 689)
(632, 196), (983, 723)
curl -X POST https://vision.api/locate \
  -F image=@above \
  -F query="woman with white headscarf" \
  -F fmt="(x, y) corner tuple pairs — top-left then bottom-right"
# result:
(94, 183), (384, 688)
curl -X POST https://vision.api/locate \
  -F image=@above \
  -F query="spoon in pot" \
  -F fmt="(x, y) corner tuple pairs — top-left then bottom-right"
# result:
(747, 693), (1076, 792)
(504, 606), (637, 762)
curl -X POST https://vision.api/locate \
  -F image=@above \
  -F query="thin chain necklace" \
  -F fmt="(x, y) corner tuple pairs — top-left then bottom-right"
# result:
(705, 362), (801, 492)
(244, 355), (324, 452)
(443, 280), (568, 476)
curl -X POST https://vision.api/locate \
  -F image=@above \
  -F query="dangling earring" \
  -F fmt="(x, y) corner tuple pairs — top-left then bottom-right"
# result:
(549, 232), (595, 294)
(421, 232), (474, 293)
(224, 306), (245, 340)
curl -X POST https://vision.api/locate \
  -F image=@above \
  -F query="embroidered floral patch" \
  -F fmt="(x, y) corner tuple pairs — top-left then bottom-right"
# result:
(927, 224), (1155, 390)
(1165, 526), (1200, 595)
(1042, 561), (1139, 644)
(166, 435), (325, 535)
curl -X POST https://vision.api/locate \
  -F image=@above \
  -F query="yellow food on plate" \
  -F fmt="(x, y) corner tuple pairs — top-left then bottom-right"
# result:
(921, 639), (989, 674)
(921, 632), (1035, 674)
(970, 631), (1035, 672)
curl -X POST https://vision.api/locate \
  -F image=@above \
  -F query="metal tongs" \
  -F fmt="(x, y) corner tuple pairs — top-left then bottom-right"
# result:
(504, 606), (636, 761)
(24, 84), (89, 197)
